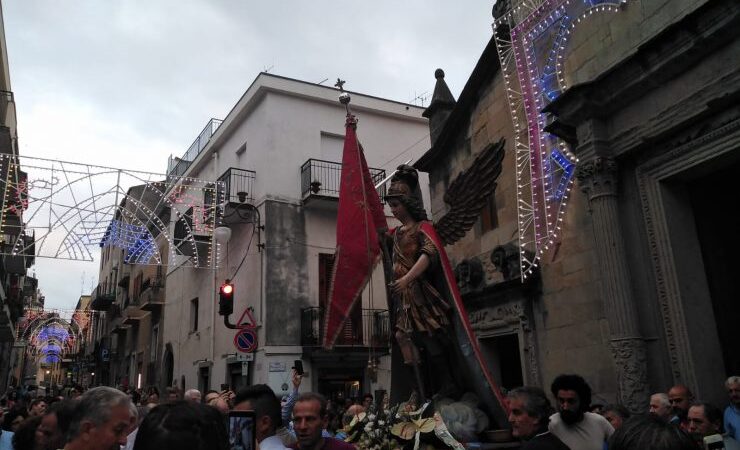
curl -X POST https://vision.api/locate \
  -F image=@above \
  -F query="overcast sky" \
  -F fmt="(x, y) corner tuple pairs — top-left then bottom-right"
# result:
(3, 1), (496, 310)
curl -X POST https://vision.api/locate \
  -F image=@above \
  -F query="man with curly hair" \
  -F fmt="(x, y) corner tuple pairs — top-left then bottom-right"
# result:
(548, 374), (613, 450)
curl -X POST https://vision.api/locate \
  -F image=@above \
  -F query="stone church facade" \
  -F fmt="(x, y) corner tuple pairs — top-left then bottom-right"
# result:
(415, 0), (739, 413)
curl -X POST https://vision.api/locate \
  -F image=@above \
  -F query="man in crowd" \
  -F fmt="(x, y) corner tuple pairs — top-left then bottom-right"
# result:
(205, 390), (230, 415)
(36, 400), (76, 450)
(62, 386), (133, 450)
(183, 389), (202, 403)
(166, 387), (180, 402)
(601, 404), (630, 430)
(668, 384), (693, 429)
(649, 393), (673, 422)
(507, 386), (569, 449)
(28, 398), (47, 417)
(687, 402), (740, 450)
(548, 374), (613, 450)
(725, 376), (740, 440)
(233, 384), (286, 450)
(292, 393), (354, 450)
(362, 394), (373, 411)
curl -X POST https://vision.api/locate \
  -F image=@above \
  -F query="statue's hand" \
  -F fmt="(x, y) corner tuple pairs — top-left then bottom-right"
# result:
(390, 275), (412, 293)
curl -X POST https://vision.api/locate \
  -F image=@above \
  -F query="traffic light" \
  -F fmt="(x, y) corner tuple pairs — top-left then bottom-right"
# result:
(219, 280), (234, 316)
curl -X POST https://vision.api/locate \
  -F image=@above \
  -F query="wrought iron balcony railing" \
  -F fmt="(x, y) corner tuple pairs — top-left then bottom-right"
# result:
(300, 159), (386, 201)
(167, 118), (223, 179)
(301, 307), (390, 349)
(91, 282), (117, 311)
(217, 167), (256, 204)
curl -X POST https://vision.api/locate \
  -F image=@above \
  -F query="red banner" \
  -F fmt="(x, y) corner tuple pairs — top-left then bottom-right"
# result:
(322, 114), (387, 349)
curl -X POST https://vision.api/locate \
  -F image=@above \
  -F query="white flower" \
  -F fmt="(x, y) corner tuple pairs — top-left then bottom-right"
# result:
(368, 414), (377, 421)
(378, 420), (385, 426)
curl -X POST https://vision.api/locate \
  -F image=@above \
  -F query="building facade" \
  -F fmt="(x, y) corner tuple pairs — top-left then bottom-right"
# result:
(416, 0), (738, 415)
(162, 73), (430, 401)
(0, 0), (36, 393)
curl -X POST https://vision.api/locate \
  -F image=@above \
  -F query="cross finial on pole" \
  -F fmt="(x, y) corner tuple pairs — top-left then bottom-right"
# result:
(336, 78), (352, 116)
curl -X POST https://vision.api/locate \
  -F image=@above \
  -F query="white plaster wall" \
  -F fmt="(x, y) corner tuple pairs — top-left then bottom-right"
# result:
(163, 74), (430, 392)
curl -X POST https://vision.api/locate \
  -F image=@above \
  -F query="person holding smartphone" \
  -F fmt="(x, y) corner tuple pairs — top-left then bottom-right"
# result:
(686, 402), (740, 450)
(233, 384), (288, 450)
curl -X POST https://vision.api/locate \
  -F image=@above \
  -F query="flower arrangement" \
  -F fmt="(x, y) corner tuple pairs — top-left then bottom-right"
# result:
(340, 400), (465, 450)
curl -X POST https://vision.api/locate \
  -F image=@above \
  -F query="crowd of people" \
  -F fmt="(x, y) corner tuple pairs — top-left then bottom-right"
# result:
(0, 372), (736, 450)
(506, 374), (740, 450)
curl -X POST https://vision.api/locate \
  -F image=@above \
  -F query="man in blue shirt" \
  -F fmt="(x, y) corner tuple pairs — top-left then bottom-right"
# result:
(725, 376), (740, 440)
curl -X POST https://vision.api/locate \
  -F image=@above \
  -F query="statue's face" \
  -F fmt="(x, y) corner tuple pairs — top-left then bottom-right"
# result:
(387, 198), (409, 222)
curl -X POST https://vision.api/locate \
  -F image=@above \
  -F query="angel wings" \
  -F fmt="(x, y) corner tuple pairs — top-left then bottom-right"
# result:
(433, 138), (506, 245)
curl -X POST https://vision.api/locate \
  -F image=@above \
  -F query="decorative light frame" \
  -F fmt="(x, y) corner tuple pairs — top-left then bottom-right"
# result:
(493, 0), (627, 279)
(0, 154), (224, 268)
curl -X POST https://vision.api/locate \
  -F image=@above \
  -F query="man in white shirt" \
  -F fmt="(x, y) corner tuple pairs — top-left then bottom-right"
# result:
(548, 374), (614, 450)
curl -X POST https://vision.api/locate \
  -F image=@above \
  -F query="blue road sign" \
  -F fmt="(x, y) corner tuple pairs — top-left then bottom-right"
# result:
(234, 328), (257, 353)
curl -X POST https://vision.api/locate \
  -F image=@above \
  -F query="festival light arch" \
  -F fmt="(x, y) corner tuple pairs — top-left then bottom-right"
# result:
(494, 0), (628, 278)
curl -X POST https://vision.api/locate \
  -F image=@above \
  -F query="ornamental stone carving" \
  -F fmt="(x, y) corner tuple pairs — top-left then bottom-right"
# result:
(469, 302), (540, 385)
(611, 338), (649, 414)
(576, 156), (618, 200)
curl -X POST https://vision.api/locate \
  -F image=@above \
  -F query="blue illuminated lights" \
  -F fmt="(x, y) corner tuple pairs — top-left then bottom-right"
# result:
(100, 219), (157, 264)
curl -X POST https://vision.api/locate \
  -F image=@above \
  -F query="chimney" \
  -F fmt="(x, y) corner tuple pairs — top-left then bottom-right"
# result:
(422, 69), (456, 145)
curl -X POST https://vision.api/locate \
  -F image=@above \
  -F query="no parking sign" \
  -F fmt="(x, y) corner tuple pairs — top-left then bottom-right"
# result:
(234, 327), (257, 353)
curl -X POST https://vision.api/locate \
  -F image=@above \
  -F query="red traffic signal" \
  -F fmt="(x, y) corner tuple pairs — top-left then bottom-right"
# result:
(219, 280), (234, 316)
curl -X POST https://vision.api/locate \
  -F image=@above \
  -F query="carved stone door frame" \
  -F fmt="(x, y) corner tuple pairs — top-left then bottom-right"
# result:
(468, 300), (540, 387)
(636, 116), (740, 398)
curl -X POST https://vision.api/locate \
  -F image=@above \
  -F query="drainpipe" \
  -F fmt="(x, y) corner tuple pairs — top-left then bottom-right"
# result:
(210, 151), (218, 366)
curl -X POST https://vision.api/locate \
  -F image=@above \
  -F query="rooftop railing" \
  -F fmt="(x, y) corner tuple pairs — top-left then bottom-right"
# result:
(167, 118), (223, 178)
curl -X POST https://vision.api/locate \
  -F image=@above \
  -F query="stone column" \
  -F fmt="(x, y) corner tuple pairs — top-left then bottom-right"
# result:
(576, 157), (649, 413)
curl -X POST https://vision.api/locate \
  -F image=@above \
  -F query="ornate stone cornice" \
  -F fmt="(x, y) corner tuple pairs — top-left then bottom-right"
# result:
(576, 156), (618, 200)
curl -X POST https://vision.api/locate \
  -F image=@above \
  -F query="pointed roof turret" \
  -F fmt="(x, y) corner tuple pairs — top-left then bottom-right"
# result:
(423, 69), (456, 145)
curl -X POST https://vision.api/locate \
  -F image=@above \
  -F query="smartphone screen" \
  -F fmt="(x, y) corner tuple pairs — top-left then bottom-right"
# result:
(294, 359), (304, 375)
(228, 411), (256, 450)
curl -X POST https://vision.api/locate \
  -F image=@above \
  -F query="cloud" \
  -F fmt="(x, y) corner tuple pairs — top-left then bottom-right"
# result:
(4, 0), (496, 309)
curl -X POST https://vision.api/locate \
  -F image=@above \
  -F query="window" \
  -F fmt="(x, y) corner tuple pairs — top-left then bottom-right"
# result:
(133, 273), (143, 302)
(318, 253), (335, 309)
(320, 132), (344, 162)
(190, 298), (199, 332)
(150, 325), (159, 362)
(480, 193), (499, 233)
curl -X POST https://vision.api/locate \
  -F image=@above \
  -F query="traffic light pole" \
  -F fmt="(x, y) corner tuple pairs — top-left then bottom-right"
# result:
(223, 314), (238, 329)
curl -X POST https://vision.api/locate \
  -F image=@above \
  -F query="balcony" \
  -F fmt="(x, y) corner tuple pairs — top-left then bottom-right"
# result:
(301, 307), (391, 351)
(173, 206), (212, 257)
(91, 282), (117, 311)
(2, 233), (34, 275)
(217, 168), (258, 226)
(167, 118), (223, 179)
(139, 276), (165, 312)
(300, 159), (386, 204)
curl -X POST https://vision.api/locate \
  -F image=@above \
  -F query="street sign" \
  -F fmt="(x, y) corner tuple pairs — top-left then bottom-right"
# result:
(233, 328), (257, 353)
(241, 362), (249, 376)
(236, 353), (254, 362)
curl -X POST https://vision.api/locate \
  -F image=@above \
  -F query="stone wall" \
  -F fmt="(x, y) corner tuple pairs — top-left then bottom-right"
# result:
(425, 66), (618, 402)
(564, 0), (706, 87)
(264, 200), (309, 345)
